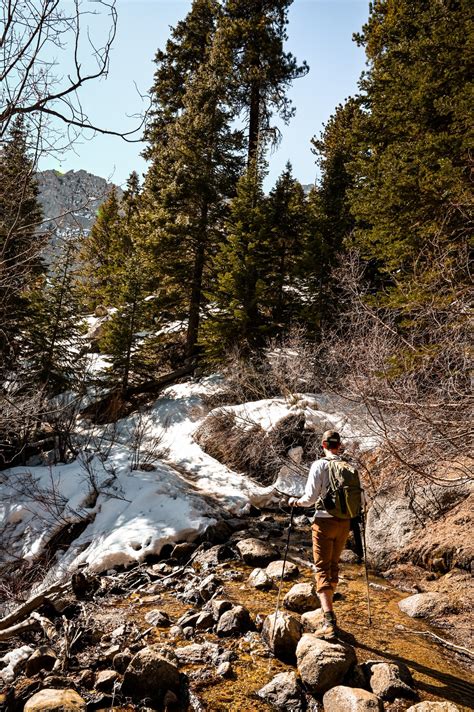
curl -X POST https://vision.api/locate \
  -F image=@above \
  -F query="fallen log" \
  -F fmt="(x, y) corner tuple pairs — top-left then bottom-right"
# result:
(0, 618), (40, 641)
(0, 582), (70, 631)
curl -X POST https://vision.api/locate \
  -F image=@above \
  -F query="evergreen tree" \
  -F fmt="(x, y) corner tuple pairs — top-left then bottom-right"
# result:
(78, 187), (124, 311)
(98, 249), (152, 394)
(219, 0), (308, 162)
(22, 240), (85, 394)
(142, 3), (244, 360)
(264, 162), (307, 327)
(201, 159), (270, 359)
(0, 116), (44, 372)
(143, 0), (221, 161)
(350, 0), (471, 277)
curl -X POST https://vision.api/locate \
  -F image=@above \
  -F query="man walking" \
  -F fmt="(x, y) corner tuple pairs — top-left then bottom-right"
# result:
(289, 430), (357, 638)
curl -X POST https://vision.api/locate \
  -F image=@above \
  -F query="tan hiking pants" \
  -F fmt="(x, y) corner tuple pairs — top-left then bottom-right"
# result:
(312, 517), (351, 592)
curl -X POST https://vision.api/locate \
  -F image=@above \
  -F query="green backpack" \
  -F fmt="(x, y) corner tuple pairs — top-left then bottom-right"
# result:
(318, 458), (362, 519)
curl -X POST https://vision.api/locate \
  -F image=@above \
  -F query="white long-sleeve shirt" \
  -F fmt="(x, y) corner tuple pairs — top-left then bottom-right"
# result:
(296, 452), (340, 518)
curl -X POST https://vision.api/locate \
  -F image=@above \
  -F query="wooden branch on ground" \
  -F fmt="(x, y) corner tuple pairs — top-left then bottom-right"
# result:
(0, 582), (70, 631)
(0, 618), (41, 641)
(395, 624), (474, 658)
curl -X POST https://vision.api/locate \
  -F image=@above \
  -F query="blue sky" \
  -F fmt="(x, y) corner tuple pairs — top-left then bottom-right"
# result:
(39, 0), (370, 191)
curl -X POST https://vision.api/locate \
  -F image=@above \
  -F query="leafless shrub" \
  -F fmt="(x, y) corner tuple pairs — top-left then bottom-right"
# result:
(194, 408), (316, 485)
(127, 409), (169, 471)
(314, 248), (473, 490)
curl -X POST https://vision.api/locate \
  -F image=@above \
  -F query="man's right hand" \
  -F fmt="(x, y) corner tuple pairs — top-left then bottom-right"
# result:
(288, 497), (299, 507)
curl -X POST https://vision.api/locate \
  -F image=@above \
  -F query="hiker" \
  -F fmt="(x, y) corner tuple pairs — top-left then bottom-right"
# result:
(289, 430), (361, 638)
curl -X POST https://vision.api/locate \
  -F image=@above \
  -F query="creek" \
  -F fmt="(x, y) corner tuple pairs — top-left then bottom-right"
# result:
(124, 520), (473, 711)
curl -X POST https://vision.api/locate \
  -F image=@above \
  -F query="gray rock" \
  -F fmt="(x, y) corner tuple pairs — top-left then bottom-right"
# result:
(95, 669), (119, 692)
(365, 492), (422, 568)
(236, 538), (279, 566)
(216, 661), (232, 677)
(248, 568), (274, 590)
(195, 610), (215, 631)
(198, 573), (222, 601)
(24, 689), (86, 711)
(398, 592), (452, 619)
(210, 598), (233, 620)
(340, 549), (361, 563)
(301, 608), (325, 632)
(216, 605), (253, 636)
(177, 609), (200, 628)
(121, 645), (180, 703)
(323, 686), (383, 711)
(113, 648), (132, 673)
(257, 671), (304, 711)
(192, 544), (236, 568)
(265, 559), (299, 580)
(205, 519), (233, 544)
(25, 646), (57, 676)
(175, 642), (219, 664)
(144, 609), (171, 627)
(406, 704), (461, 711)
(296, 634), (356, 694)
(284, 582), (320, 613)
(363, 661), (416, 701)
(261, 612), (302, 664)
(171, 542), (198, 562)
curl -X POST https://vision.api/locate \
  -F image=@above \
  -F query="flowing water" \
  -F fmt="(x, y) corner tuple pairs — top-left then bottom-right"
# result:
(124, 527), (474, 711)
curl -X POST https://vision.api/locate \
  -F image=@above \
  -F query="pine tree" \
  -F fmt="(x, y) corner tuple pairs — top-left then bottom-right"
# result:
(98, 249), (152, 394)
(22, 239), (85, 395)
(0, 116), (44, 372)
(143, 0), (222, 161)
(350, 0), (471, 277)
(201, 159), (270, 359)
(78, 187), (124, 311)
(142, 1), (244, 361)
(265, 162), (307, 327)
(219, 0), (308, 163)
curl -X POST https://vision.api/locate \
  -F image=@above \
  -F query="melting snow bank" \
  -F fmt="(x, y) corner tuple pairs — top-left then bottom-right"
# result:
(0, 378), (379, 587)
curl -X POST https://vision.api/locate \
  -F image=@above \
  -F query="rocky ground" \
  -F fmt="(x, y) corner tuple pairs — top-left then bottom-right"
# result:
(1, 512), (472, 712)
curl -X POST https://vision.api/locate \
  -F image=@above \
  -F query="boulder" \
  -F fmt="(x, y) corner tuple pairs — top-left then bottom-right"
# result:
(323, 686), (383, 711)
(261, 612), (302, 664)
(340, 549), (361, 563)
(236, 538), (279, 566)
(95, 669), (119, 692)
(398, 592), (452, 619)
(210, 598), (233, 620)
(284, 583), (320, 613)
(365, 490), (422, 568)
(265, 560), (299, 580)
(248, 568), (274, 590)
(300, 608), (324, 632)
(216, 661), (233, 678)
(24, 689), (86, 711)
(192, 544), (236, 568)
(171, 542), (197, 562)
(198, 573), (222, 601)
(406, 704), (461, 711)
(121, 645), (180, 703)
(25, 647), (57, 676)
(296, 634), (356, 694)
(363, 661), (416, 701)
(257, 671), (304, 711)
(175, 643), (219, 665)
(216, 605), (253, 637)
(145, 609), (171, 627)
(194, 610), (215, 631)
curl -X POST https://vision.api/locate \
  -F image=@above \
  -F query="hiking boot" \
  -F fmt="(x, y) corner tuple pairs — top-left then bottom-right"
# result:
(313, 611), (338, 639)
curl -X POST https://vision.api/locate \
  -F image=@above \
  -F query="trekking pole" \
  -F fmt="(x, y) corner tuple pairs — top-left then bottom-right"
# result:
(360, 507), (372, 625)
(268, 503), (295, 668)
